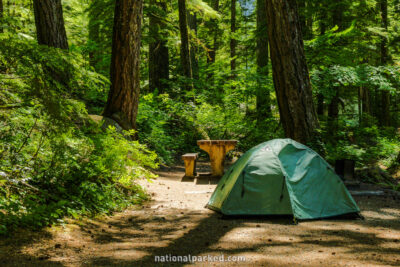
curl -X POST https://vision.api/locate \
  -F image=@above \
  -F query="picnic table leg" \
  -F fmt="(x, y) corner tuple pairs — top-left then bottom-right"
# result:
(199, 143), (236, 176)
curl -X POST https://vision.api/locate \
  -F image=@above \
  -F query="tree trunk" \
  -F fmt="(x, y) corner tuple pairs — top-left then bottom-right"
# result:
(317, 93), (324, 115)
(256, 0), (270, 121)
(230, 0), (236, 77)
(265, 0), (320, 145)
(103, 0), (143, 132)
(207, 0), (219, 65)
(178, 0), (193, 88)
(361, 86), (371, 115)
(206, 0), (219, 86)
(149, 0), (169, 93)
(327, 3), (343, 128)
(316, 5), (326, 116)
(0, 0), (3, 33)
(380, 0), (390, 126)
(188, 12), (199, 80)
(32, 0), (68, 49)
(88, 6), (100, 68)
(328, 89), (339, 126)
(297, 0), (312, 39)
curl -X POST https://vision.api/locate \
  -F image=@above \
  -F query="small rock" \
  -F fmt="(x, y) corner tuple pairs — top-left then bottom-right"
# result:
(101, 229), (105, 233)
(183, 226), (187, 229)
(91, 235), (94, 238)
(87, 230), (92, 234)
(332, 252), (336, 255)
(55, 243), (62, 249)
(108, 225), (112, 229)
(128, 218), (133, 222)
(256, 224), (260, 228)
(318, 250), (323, 253)
(268, 239), (272, 242)
(140, 228), (144, 230)
(167, 187), (170, 189)
(372, 253), (376, 256)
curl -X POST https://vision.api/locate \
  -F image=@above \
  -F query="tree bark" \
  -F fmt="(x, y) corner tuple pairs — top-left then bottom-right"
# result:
(380, 0), (390, 126)
(149, 0), (169, 93)
(265, 0), (320, 145)
(32, 0), (68, 49)
(178, 0), (193, 88)
(230, 0), (236, 77)
(256, 0), (270, 121)
(103, 0), (143, 132)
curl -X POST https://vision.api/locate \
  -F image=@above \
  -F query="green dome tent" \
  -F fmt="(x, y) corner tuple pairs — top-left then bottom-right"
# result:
(207, 139), (360, 220)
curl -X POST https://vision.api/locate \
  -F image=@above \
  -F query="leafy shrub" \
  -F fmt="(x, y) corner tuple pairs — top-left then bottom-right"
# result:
(0, 35), (157, 236)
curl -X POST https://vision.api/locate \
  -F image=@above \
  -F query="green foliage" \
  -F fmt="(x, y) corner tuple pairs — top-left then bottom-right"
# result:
(0, 35), (157, 236)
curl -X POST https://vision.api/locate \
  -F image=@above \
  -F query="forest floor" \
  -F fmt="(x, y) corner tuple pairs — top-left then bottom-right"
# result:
(1, 161), (400, 267)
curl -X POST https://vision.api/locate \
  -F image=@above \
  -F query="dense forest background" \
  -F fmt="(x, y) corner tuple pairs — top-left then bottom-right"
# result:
(1, 0), (400, 235)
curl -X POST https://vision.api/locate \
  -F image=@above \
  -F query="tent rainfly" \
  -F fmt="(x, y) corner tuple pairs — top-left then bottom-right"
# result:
(207, 139), (360, 220)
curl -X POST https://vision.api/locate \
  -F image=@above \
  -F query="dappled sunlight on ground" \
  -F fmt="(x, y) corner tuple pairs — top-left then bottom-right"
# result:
(1, 162), (400, 266)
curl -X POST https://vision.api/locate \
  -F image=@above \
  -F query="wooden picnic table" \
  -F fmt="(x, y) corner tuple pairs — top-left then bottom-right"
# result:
(197, 140), (238, 177)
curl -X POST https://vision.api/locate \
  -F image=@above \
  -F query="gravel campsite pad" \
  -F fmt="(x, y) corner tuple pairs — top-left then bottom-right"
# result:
(1, 162), (400, 267)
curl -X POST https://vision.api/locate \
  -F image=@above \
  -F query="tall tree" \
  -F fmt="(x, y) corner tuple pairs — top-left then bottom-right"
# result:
(149, 0), (169, 93)
(32, 0), (68, 49)
(327, 2), (344, 129)
(380, 0), (390, 126)
(316, 2), (327, 116)
(207, 0), (219, 65)
(230, 0), (236, 76)
(178, 0), (193, 88)
(188, 12), (199, 80)
(297, 0), (313, 40)
(88, 4), (100, 68)
(0, 0), (3, 33)
(255, 0), (270, 121)
(265, 0), (320, 145)
(103, 0), (143, 131)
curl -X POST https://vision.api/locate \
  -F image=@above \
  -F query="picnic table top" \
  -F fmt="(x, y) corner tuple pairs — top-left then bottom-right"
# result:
(197, 140), (238, 145)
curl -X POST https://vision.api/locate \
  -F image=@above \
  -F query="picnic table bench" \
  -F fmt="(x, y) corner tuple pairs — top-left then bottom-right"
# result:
(182, 153), (198, 178)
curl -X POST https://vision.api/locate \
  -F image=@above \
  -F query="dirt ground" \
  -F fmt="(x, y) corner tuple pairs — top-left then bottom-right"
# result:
(1, 161), (400, 267)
